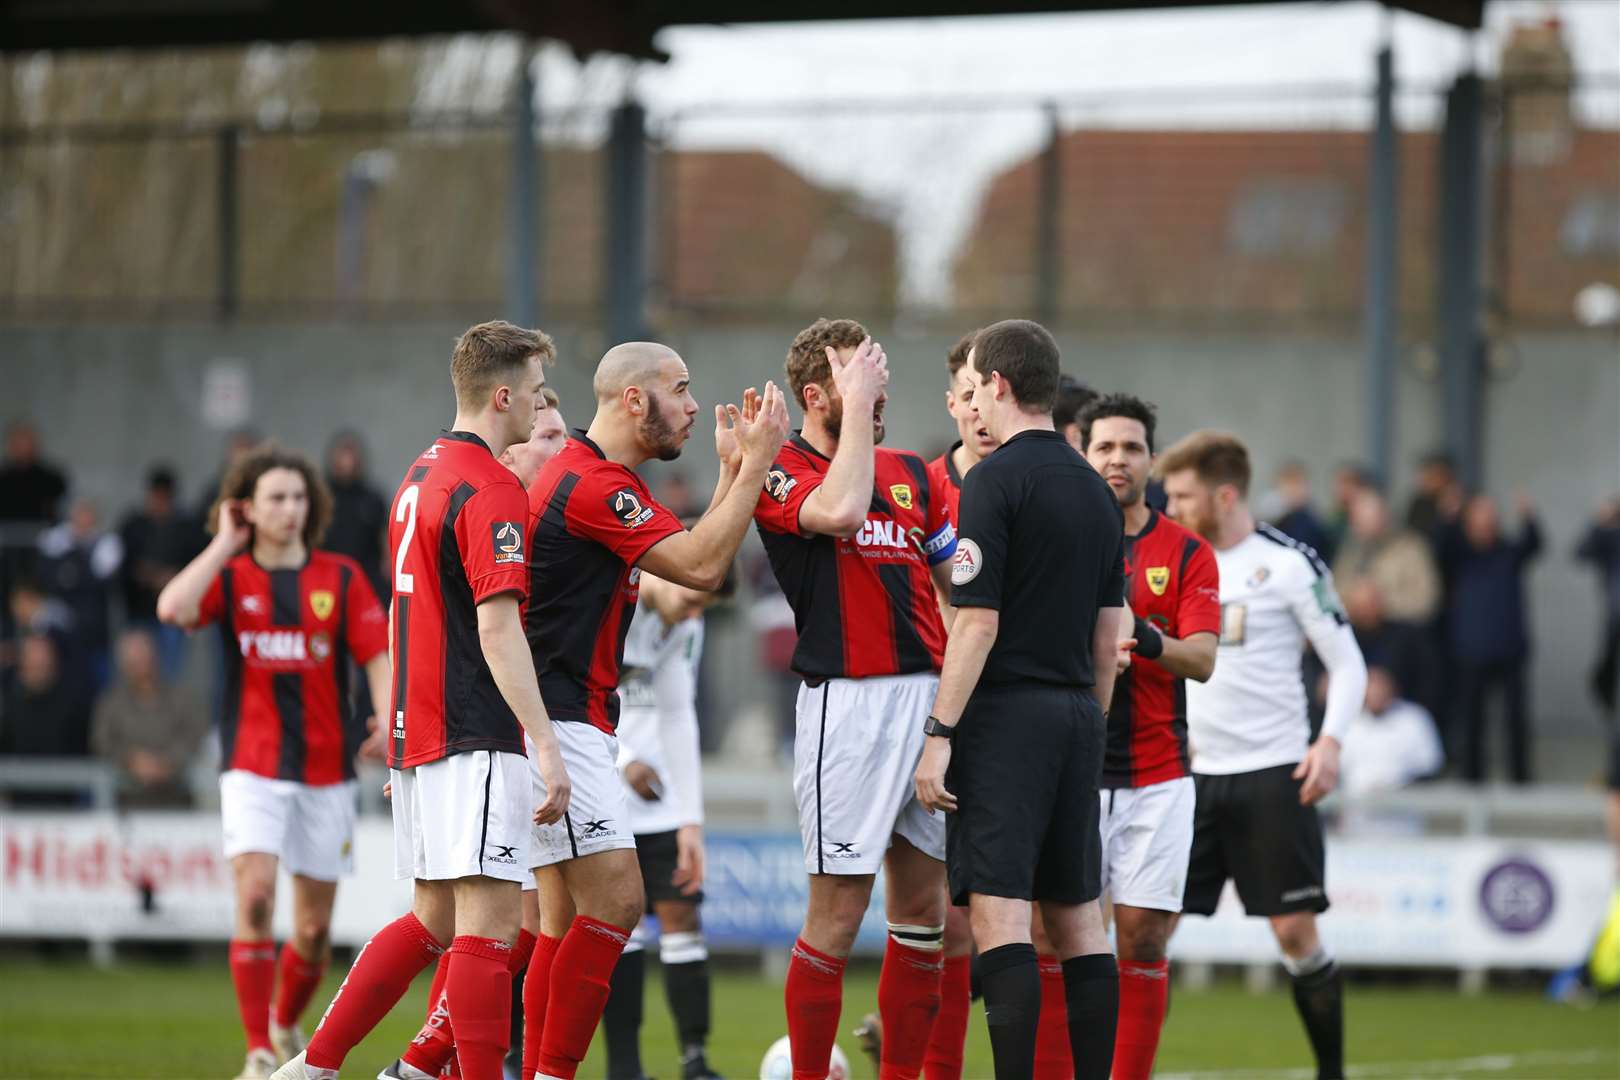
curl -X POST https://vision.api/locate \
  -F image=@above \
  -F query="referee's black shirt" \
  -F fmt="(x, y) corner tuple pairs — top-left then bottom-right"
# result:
(949, 428), (1125, 688)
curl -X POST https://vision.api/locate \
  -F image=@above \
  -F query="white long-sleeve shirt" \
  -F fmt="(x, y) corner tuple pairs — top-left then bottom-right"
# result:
(614, 603), (705, 835)
(1186, 524), (1369, 775)
(1339, 700), (1444, 797)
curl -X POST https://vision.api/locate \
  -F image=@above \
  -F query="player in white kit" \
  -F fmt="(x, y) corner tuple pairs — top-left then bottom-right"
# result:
(1158, 430), (1367, 1080)
(600, 570), (728, 1080)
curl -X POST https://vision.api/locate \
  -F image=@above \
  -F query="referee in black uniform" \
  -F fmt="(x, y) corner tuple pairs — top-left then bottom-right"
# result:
(915, 319), (1127, 1080)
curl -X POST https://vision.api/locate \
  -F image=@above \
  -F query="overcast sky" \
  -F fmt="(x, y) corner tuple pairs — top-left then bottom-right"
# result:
(516, 0), (1619, 305)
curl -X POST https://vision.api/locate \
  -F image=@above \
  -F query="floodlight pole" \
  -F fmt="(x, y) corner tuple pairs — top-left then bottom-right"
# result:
(1363, 44), (1399, 485)
(1437, 71), (1486, 490)
(508, 47), (541, 329)
(1036, 101), (1061, 326)
(606, 100), (649, 343)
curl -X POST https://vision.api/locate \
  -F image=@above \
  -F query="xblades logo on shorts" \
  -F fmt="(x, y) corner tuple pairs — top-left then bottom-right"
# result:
(485, 843), (519, 864)
(826, 841), (859, 859)
(579, 819), (613, 838)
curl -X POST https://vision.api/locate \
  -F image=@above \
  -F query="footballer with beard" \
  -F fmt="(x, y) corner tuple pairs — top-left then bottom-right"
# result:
(752, 319), (961, 1080)
(515, 341), (790, 1080)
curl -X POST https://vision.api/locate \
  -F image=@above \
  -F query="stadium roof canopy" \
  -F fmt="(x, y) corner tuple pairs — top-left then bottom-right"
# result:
(2, 1), (1488, 59)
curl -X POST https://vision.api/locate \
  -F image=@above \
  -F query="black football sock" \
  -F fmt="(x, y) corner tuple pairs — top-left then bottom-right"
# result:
(969, 949), (984, 1002)
(602, 946), (646, 1080)
(1062, 952), (1119, 1080)
(979, 942), (1041, 1080)
(1288, 952), (1345, 1080)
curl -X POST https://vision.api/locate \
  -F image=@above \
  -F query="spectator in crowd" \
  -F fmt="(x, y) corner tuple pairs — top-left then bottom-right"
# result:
(321, 430), (389, 602)
(1440, 492), (1542, 783)
(1405, 451), (1464, 540)
(0, 633), (92, 759)
(1333, 486), (1441, 626)
(1340, 578), (1438, 720)
(36, 499), (123, 691)
(1577, 495), (1620, 715)
(118, 465), (203, 678)
(1326, 462), (1374, 556)
(657, 471), (701, 519)
(1337, 665), (1444, 798)
(0, 419), (69, 524)
(2, 578), (81, 694)
(91, 627), (208, 808)
(1268, 459), (1336, 562)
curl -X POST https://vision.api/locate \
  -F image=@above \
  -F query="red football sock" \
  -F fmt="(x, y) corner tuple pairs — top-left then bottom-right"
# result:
(878, 937), (944, 1079)
(446, 936), (514, 1080)
(272, 942), (327, 1029)
(1033, 954), (1073, 1080)
(536, 916), (631, 1079)
(1112, 960), (1169, 1080)
(401, 951), (456, 1077)
(522, 932), (564, 1080)
(305, 912), (444, 1070)
(229, 939), (277, 1052)
(784, 938), (848, 1080)
(923, 953), (972, 1080)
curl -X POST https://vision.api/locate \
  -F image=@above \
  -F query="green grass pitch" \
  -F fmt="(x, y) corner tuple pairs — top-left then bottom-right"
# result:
(1, 958), (1615, 1079)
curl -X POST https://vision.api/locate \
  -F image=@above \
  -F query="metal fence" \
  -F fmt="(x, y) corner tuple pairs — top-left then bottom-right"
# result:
(3, 73), (1615, 330)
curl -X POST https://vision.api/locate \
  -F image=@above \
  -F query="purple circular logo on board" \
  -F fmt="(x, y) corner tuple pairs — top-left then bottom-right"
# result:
(1479, 859), (1555, 934)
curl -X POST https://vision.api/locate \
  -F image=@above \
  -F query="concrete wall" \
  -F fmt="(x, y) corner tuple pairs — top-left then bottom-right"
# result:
(5, 319), (1616, 761)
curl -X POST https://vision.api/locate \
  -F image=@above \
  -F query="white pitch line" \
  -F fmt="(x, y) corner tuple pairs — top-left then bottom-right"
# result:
(1155, 1047), (1616, 1080)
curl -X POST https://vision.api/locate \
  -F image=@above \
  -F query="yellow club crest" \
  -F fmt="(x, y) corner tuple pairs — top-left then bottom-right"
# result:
(889, 484), (914, 510)
(1146, 567), (1170, 596)
(310, 589), (336, 621)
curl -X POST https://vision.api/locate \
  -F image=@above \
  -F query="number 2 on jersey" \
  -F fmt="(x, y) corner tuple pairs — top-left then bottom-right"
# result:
(394, 485), (419, 594)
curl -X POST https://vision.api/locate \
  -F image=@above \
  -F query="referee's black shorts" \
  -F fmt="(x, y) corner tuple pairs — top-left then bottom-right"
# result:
(945, 683), (1103, 907)
(1183, 763), (1329, 918)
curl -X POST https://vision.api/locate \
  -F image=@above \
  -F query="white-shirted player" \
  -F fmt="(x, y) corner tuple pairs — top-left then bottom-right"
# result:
(1158, 430), (1366, 1080)
(600, 570), (727, 1080)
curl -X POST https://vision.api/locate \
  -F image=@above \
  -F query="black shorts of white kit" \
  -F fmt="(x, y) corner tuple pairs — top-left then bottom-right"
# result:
(636, 829), (704, 907)
(1183, 763), (1329, 917)
(946, 684), (1104, 907)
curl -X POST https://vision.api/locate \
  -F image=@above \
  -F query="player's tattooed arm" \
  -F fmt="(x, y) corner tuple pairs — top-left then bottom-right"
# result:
(155, 499), (250, 629)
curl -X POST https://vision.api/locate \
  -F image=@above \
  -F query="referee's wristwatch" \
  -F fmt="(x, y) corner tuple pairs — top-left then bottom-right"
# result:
(923, 716), (956, 741)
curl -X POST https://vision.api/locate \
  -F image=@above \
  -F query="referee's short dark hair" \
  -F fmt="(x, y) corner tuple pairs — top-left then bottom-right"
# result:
(1078, 393), (1158, 453)
(972, 319), (1061, 411)
(1156, 429), (1251, 497)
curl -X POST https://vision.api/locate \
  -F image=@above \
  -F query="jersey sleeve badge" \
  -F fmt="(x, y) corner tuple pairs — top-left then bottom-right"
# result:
(608, 488), (656, 528)
(765, 469), (798, 504)
(492, 521), (526, 564)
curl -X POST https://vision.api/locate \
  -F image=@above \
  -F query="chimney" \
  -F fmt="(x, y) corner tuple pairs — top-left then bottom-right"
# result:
(1499, 15), (1575, 165)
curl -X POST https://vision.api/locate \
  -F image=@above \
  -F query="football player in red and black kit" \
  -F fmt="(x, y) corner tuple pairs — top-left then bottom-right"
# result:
(754, 319), (959, 1080)
(274, 322), (572, 1080)
(158, 446), (391, 1078)
(517, 342), (789, 1080)
(1079, 393), (1220, 1080)
(925, 330), (997, 529)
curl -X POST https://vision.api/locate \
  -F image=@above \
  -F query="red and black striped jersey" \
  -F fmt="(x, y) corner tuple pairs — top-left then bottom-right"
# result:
(387, 430), (531, 769)
(925, 442), (966, 526)
(1103, 509), (1222, 788)
(755, 434), (956, 681)
(197, 550), (387, 785)
(525, 434), (686, 735)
